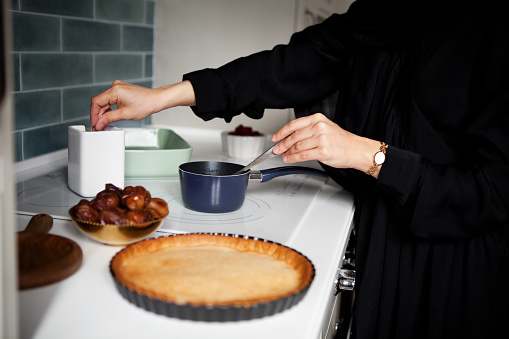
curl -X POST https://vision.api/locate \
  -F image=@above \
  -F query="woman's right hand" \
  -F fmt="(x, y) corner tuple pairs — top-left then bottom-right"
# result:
(271, 113), (386, 178)
(90, 80), (196, 131)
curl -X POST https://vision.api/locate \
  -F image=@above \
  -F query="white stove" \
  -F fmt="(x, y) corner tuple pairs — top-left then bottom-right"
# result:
(15, 126), (355, 339)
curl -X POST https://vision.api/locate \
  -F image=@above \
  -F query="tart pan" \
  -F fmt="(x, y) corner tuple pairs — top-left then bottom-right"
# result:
(110, 233), (315, 322)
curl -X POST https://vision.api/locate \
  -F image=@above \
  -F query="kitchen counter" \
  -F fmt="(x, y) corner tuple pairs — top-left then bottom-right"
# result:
(16, 126), (355, 339)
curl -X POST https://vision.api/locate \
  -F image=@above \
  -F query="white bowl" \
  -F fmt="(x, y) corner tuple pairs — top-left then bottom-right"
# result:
(221, 131), (267, 160)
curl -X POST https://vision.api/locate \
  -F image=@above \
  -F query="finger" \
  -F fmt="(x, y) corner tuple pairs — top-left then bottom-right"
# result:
(95, 107), (127, 131)
(112, 79), (126, 87)
(112, 79), (134, 88)
(91, 88), (118, 112)
(285, 131), (343, 166)
(282, 122), (334, 163)
(285, 133), (320, 158)
(282, 146), (319, 164)
(272, 113), (329, 142)
(279, 130), (305, 151)
(90, 88), (121, 130)
(90, 93), (110, 118)
(289, 135), (318, 153)
(93, 116), (106, 131)
(90, 99), (104, 128)
(273, 123), (317, 155)
(272, 118), (318, 155)
(90, 104), (112, 129)
(91, 106), (112, 131)
(271, 115), (315, 142)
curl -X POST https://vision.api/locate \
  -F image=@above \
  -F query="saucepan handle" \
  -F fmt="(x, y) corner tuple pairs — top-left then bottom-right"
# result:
(249, 166), (328, 183)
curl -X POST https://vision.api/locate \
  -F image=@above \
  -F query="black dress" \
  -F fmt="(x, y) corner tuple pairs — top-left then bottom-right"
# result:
(183, 0), (509, 337)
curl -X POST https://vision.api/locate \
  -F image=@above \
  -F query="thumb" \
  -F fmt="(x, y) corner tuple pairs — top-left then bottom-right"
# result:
(94, 108), (123, 131)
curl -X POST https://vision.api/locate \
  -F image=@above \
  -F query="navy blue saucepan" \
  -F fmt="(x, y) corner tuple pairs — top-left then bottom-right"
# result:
(178, 161), (328, 213)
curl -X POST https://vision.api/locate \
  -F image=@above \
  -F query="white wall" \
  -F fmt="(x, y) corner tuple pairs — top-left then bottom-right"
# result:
(153, 0), (353, 134)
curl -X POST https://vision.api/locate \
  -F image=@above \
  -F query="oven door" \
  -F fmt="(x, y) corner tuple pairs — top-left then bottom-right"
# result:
(322, 228), (356, 339)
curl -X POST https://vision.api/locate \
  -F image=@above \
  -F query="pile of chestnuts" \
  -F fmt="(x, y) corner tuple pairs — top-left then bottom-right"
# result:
(70, 183), (169, 226)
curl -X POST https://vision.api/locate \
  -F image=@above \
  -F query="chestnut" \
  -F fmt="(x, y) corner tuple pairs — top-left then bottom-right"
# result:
(90, 191), (120, 211)
(104, 183), (123, 200)
(133, 186), (151, 203)
(122, 185), (134, 196)
(77, 199), (90, 206)
(123, 193), (146, 210)
(99, 206), (126, 225)
(73, 202), (99, 223)
(146, 198), (169, 219)
(126, 209), (152, 225)
(122, 186), (151, 210)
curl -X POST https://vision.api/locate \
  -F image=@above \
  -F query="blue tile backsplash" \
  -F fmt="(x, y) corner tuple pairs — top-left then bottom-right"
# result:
(11, 0), (155, 162)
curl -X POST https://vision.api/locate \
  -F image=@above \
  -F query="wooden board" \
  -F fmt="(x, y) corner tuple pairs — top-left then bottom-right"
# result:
(18, 214), (83, 290)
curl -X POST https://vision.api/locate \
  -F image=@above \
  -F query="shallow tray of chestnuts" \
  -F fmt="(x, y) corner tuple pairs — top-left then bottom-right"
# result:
(69, 184), (169, 246)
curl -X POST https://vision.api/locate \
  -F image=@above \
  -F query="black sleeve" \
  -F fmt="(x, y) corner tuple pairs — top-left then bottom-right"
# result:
(183, 0), (435, 122)
(182, 17), (347, 122)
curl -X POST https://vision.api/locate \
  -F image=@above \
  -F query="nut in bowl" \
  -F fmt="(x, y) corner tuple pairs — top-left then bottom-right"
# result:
(69, 184), (169, 246)
(221, 125), (267, 160)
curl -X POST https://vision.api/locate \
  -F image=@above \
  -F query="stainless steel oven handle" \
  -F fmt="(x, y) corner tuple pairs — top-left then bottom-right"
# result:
(334, 269), (356, 295)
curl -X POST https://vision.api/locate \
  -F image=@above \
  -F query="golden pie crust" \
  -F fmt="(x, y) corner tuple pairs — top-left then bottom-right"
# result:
(110, 233), (314, 308)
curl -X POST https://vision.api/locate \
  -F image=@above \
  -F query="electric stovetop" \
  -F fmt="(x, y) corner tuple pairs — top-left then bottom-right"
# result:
(15, 167), (327, 245)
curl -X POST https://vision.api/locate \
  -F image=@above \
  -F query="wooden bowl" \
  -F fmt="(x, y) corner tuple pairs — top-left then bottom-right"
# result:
(69, 212), (165, 246)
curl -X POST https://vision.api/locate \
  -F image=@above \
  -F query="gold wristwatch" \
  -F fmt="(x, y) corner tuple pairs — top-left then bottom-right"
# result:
(366, 142), (388, 176)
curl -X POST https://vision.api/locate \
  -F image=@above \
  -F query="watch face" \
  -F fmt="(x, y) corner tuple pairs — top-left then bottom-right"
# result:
(374, 151), (386, 165)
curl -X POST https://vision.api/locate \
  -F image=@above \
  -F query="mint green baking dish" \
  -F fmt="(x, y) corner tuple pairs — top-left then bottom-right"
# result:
(124, 128), (192, 178)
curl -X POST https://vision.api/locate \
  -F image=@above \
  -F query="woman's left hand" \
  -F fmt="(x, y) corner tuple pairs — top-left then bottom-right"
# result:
(271, 113), (383, 175)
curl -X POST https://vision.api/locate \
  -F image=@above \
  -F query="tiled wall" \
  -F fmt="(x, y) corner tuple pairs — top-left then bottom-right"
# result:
(10, 0), (155, 162)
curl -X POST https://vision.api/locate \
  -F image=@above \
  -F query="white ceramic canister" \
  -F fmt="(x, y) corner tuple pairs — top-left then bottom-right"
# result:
(68, 125), (125, 197)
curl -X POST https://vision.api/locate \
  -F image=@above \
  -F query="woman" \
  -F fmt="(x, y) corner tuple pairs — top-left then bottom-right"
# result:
(90, 0), (509, 337)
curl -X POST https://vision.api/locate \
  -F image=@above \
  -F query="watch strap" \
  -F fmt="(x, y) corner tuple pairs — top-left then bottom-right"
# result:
(366, 142), (388, 176)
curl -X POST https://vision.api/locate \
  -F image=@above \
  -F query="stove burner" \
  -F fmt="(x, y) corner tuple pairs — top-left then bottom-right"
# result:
(165, 196), (270, 225)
